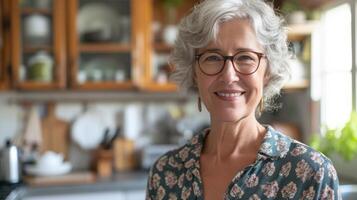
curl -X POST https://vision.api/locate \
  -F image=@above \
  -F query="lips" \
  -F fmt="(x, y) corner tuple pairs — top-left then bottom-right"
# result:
(214, 90), (246, 100)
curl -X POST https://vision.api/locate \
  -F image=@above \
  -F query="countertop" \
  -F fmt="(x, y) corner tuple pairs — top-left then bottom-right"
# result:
(4, 171), (148, 200)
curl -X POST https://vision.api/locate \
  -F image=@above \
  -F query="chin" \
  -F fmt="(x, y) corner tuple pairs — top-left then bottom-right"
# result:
(210, 108), (252, 123)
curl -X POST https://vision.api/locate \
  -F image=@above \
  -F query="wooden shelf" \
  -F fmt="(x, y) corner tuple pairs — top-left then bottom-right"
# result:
(21, 8), (52, 15)
(140, 82), (177, 92)
(23, 45), (52, 53)
(0, 91), (189, 102)
(16, 81), (60, 90)
(79, 43), (131, 53)
(75, 81), (135, 90)
(283, 80), (309, 91)
(287, 21), (318, 41)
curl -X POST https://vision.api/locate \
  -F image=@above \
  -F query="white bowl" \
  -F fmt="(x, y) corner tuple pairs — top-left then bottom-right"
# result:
(25, 162), (72, 176)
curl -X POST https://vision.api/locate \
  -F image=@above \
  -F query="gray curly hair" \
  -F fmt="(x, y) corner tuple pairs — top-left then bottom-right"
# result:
(169, 0), (291, 111)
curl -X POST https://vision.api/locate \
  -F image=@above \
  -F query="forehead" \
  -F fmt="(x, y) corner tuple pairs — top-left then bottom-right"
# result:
(202, 19), (263, 53)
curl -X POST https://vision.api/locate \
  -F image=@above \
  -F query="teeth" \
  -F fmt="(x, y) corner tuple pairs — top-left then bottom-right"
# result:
(216, 92), (243, 97)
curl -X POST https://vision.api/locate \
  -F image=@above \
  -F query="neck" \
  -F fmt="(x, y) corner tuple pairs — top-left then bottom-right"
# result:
(203, 115), (266, 161)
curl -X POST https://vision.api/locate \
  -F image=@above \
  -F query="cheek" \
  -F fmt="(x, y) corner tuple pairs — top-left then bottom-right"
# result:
(197, 75), (210, 94)
(196, 74), (214, 104)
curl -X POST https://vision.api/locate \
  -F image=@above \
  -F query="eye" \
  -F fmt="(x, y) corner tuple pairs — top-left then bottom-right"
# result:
(234, 52), (259, 65)
(201, 53), (223, 62)
(235, 54), (255, 62)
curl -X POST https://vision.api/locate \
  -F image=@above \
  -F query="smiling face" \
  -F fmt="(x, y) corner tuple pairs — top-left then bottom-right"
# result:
(195, 19), (268, 123)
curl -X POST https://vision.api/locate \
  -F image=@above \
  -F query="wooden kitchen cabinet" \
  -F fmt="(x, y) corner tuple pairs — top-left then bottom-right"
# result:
(0, 0), (10, 90)
(10, 0), (67, 90)
(67, 0), (152, 90)
(3, 0), (316, 95)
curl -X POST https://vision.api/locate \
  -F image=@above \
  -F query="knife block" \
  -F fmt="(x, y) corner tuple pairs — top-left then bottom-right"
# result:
(113, 138), (137, 171)
(94, 148), (113, 177)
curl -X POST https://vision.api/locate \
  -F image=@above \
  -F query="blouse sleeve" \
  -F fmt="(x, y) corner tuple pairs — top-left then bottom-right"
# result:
(145, 166), (156, 200)
(314, 160), (341, 200)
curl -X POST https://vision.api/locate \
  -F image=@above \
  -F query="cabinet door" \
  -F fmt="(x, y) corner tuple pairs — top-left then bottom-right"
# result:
(10, 0), (66, 90)
(141, 0), (199, 92)
(0, 0), (10, 90)
(68, 0), (143, 90)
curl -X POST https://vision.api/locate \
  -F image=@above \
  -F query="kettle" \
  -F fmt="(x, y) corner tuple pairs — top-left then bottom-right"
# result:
(0, 140), (21, 183)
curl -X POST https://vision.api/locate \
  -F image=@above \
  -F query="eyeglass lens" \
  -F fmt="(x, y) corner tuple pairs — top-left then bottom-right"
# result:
(198, 51), (260, 75)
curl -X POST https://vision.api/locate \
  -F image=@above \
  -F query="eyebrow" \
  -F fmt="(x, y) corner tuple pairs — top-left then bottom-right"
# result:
(200, 47), (259, 53)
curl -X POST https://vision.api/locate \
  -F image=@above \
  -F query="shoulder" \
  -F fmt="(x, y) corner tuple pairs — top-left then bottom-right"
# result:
(268, 129), (340, 198)
(148, 131), (203, 177)
(285, 141), (340, 198)
(267, 126), (336, 174)
(275, 131), (339, 188)
(288, 140), (336, 174)
(267, 126), (339, 184)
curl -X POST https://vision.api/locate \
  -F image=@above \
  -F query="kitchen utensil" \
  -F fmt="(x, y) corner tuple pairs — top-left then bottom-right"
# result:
(83, 58), (123, 82)
(113, 138), (136, 171)
(94, 148), (113, 177)
(37, 151), (64, 167)
(78, 3), (122, 42)
(24, 14), (50, 44)
(100, 127), (120, 149)
(25, 162), (71, 176)
(41, 103), (69, 159)
(100, 128), (111, 148)
(23, 106), (42, 150)
(71, 109), (107, 150)
(25, 151), (71, 176)
(123, 105), (143, 140)
(0, 140), (21, 183)
(162, 25), (178, 45)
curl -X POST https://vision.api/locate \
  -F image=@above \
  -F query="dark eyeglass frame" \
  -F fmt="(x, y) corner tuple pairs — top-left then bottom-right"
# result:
(195, 50), (266, 76)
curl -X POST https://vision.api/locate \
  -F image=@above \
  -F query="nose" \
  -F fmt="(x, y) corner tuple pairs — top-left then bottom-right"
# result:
(218, 59), (240, 83)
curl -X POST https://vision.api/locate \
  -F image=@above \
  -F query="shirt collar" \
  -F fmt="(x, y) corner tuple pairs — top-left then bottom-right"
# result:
(258, 125), (292, 159)
(187, 125), (293, 160)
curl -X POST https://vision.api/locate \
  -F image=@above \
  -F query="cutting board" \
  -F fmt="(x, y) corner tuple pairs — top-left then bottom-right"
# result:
(24, 171), (96, 186)
(41, 103), (70, 160)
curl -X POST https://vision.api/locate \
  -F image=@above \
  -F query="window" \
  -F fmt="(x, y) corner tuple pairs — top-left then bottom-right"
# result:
(319, 2), (352, 129)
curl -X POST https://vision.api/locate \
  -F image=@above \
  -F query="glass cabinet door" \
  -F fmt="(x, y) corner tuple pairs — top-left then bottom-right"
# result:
(68, 0), (142, 90)
(142, 0), (197, 92)
(10, 0), (66, 90)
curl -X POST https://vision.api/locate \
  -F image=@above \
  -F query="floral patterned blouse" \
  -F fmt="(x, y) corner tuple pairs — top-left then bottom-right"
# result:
(146, 126), (340, 200)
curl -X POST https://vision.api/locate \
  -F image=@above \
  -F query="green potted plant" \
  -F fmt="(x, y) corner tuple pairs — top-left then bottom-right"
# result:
(281, 0), (307, 24)
(310, 111), (357, 181)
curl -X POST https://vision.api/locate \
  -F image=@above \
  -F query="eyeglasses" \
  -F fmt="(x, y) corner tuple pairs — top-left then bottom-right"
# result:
(195, 50), (266, 76)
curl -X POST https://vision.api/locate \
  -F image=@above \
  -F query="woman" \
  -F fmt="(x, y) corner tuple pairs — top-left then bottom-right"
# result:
(146, 0), (340, 199)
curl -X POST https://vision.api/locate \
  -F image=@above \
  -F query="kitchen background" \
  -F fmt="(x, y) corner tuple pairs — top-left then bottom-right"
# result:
(1, 0), (357, 199)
